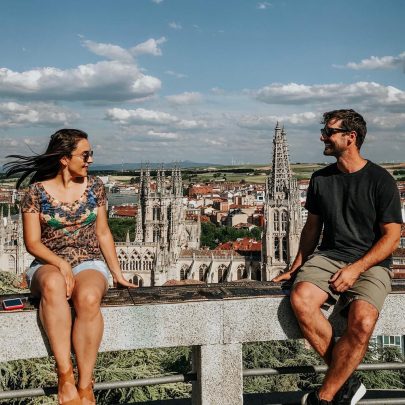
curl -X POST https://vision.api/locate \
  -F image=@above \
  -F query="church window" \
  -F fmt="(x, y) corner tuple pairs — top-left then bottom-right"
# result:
(199, 264), (208, 282)
(143, 251), (154, 271)
(153, 227), (160, 243)
(131, 275), (144, 287)
(218, 264), (227, 283)
(274, 237), (280, 261)
(281, 211), (288, 232)
(153, 206), (161, 221)
(118, 252), (129, 271)
(237, 264), (246, 280)
(282, 237), (288, 263)
(180, 264), (189, 281)
(274, 211), (279, 231)
(130, 253), (141, 271)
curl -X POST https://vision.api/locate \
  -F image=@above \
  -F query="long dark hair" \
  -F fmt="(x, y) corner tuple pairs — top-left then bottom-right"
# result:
(3, 128), (88, 189)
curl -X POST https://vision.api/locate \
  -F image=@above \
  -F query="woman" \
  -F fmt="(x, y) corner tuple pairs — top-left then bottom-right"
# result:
(5, 129), (136, 405)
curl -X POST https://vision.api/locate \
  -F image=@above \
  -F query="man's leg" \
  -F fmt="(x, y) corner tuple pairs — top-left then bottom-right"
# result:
(318, 300), (378, 401)
(290, 281), (334, 364)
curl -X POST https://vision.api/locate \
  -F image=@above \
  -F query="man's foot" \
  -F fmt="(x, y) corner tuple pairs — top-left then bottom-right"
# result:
(301, 391), (333, 405)
(334, 374), (366, 404)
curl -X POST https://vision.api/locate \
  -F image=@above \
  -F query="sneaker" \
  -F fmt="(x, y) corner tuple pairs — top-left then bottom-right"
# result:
(334, 374), (366, 404)
(301, 391), (333, 405)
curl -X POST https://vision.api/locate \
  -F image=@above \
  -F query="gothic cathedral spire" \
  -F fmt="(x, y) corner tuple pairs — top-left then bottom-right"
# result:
(262, 123), (302, 280)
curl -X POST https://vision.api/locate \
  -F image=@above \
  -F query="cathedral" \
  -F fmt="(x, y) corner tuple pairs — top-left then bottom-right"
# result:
(0, 207), (33, 276)
(0, 124), (302, 285)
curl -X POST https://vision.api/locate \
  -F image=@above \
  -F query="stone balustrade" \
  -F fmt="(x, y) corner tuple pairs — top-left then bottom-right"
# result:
(1, 282), (405, 404)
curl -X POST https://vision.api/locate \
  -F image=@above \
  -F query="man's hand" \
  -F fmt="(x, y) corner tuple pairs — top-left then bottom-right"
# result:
(272, 270), (294, 283)
(329, 265), (362, 293)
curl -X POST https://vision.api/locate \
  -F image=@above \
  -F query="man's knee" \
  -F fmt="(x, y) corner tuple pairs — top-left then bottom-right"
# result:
(290, 282), (324, 314)
(348, 301), (378, 344)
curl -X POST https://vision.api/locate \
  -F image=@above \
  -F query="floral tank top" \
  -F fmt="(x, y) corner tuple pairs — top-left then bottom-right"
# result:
(21, 176), (107, 267)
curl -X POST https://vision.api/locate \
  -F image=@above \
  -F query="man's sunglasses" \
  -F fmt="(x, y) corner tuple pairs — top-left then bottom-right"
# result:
(320, 127), (351, 137)
(71, 150), (94, 162)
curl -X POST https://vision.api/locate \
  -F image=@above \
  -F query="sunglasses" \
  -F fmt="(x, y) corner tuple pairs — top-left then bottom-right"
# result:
(320, 127), (351, 137)
(71, 150), (94, 162)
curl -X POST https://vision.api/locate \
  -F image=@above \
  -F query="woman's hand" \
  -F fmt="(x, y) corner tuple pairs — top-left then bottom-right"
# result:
(58, 259), (75, 298)
(113, 273), (138, 289)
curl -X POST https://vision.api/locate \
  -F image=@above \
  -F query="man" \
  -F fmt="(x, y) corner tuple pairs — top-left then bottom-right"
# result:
(273, 109), (402, 405)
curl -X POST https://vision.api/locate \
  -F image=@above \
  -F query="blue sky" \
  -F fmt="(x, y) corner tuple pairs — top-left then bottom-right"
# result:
(0, 0), (404, 165)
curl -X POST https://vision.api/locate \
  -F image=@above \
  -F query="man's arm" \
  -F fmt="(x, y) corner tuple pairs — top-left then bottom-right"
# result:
(272, 212), (323, 282)
(329, 222), (401, 293)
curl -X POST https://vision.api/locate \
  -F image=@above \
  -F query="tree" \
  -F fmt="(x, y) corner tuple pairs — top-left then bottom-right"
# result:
(200, 223), (263, 249)
(108, 218), (136, 242)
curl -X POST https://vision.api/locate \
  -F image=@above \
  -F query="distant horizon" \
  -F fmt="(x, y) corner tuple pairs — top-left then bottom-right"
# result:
(1, 160), (404, 176)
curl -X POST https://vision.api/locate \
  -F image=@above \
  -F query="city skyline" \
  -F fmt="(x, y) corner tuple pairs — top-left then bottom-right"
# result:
(0, 0), (404, 165)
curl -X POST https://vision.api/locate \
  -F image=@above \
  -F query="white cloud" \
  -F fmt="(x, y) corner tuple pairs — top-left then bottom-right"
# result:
(337, 52), (405, 70)
(165, 70), (188, 79)
(237, 112), (317, 130)
(0, 102), (78, 128)
(166, 92), (202, 105)
(169, 22), (182, 30)
(131, 37), (167, 56)
(82, 37), (166, 60)
(105, 107), (207, 130)
(205, 138), (225, 146)
(147, 130), (179, 139)
(257, 2), (272, 9)
(369, 113), (405, 129)
(81, 39), (134, 62)
(0, 61), (161, 101)
(151, 0), (163, 3)
(256, 82), (405, 110)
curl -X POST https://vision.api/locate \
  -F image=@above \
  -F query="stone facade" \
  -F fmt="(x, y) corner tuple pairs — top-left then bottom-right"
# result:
(0, 207), (33, 276)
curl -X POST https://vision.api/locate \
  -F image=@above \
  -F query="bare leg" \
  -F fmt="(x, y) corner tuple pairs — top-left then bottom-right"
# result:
(71, 270), (107, 404)
(30, 265), (79, 403)
(318, 300), (378, 400)
(290, 282), (334, 364)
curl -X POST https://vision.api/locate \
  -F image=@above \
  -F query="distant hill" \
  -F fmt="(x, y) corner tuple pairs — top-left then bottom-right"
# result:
(90, 161), (222, 171)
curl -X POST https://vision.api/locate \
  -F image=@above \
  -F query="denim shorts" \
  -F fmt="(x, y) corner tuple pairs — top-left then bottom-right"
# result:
(26, 259), (110, 288)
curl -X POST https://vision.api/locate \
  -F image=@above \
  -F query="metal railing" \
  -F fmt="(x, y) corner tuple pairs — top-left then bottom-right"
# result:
(1, 362), (404, 403)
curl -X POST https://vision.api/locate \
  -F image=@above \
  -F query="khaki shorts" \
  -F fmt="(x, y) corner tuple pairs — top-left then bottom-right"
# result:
(293, 254), (391, 313)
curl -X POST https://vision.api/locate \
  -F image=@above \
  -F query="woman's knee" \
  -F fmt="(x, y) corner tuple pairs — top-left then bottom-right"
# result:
(73, 289), (102, 315)
(38, 269), (67, 299)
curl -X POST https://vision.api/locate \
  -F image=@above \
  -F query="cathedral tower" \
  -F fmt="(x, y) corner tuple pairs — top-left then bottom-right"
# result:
(262, 123), (302, 280)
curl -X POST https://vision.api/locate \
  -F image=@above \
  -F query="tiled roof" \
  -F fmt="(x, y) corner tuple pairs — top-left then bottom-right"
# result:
(112, 206), (137, 217)
(180, 249), (242, 258)
(215, 237), (262, 252)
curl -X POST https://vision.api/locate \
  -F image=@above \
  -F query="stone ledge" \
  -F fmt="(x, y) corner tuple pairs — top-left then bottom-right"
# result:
(1, 283), (405, 363)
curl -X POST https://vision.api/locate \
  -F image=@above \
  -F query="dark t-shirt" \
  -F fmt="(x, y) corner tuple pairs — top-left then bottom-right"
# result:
(305, 161), (402, 267)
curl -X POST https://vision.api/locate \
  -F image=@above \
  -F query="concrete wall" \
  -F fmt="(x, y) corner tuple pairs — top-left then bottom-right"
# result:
(1, 290), (405, 404)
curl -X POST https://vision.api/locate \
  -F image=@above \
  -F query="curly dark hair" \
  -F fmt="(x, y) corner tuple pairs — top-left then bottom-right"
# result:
(321, 109), (367, 149)
(3, 128), (88, 189)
